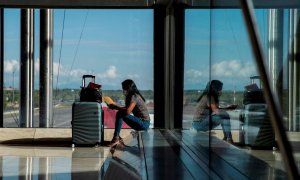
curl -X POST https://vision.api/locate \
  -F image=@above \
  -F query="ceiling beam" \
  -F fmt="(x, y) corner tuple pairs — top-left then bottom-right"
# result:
(0, 0), (154, 8)
(1, 0), (299, 9)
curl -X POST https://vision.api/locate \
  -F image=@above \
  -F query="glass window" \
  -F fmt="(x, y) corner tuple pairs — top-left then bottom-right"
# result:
(3, 9), (154, 128)
(3, 9), (21, 127)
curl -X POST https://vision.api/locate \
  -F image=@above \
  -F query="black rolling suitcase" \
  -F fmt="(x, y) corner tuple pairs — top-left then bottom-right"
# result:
(72, 75), (104, 147)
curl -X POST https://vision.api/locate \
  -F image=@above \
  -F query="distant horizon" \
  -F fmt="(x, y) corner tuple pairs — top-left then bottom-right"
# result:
(3, 87), (270, 92)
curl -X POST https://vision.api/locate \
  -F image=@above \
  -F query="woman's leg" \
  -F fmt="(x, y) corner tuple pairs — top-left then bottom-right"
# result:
(122, 115), (150, 131)
(114, 111), (150, 137)
(113, 111), (125, 137)
(192, 116), (210, 131)
(192, 113), (232, 141)
(219, 112), (232, 140)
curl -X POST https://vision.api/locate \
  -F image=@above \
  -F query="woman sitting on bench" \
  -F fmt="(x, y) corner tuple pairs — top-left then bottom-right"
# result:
(192, 80), (236, 144)
(107, 79), (150, 147)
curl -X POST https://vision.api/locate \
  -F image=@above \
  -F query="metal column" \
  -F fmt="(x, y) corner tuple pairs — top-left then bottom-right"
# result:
(173, 5), (185, 129)
(153, 5), (166, 128)
(154, 1), (185, 129)
(293, 10), (300, 131)
(288, 9), (300, 131)
(39, 9), (53, 128)
(20, 9), (34, 127)
(164, 5), (175, 129)
(268, 9), (284, 104)
(0, 9), (3, 127)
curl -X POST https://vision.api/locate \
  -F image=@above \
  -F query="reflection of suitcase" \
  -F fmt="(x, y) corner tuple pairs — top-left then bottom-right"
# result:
(104, 157), (141, 180)
(241, 104), (275, 149)
(243, 90), (265, 105)
(72, 102), (104, 147)
(72, 148), (103, 180)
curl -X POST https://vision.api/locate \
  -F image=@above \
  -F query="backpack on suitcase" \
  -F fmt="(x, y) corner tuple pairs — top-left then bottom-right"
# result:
(79, 75), (102, 103)
(72, 75), (104, 147)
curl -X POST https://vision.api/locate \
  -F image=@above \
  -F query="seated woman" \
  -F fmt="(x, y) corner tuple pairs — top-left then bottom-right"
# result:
(107, 79), (150, 146)
(192, 80), (236, 143)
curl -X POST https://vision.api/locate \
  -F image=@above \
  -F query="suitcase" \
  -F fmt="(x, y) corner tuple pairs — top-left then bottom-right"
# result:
(72, 102), (104, 147)
(72, 75), (104, 147)
(82, 74), (95, 87)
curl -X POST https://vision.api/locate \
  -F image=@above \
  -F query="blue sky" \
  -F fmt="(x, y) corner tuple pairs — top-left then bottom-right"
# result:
(4, 9), (153, 90)
(3, 8), (286, 91)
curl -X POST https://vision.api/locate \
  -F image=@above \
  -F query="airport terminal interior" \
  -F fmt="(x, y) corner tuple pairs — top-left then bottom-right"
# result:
(0, 0), (300, 179)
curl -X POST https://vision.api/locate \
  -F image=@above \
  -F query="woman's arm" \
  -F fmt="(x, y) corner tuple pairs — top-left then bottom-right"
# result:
(126, 101), (136, 114)
(108, 103), (125, 111)
(108, 101), (136, 115)
(210, 103), (220, 114)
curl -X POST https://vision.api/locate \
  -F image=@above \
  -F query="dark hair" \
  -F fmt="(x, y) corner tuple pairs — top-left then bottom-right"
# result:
(122, 79), (145, 106)
(197, 80), (223, 103)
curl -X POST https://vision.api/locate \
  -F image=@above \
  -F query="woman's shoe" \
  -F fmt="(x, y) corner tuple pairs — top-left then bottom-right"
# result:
(119, 136), (125, 146)
(107, 136), (120, 147)
(226, 138), (234, 144)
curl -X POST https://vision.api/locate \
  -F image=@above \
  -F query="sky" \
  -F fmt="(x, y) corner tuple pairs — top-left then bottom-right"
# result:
(3, 8), (288, 91)
(4, 9), (153, 90)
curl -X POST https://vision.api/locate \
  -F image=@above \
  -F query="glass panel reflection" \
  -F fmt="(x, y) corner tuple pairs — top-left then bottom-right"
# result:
(184, 6), (297, 177)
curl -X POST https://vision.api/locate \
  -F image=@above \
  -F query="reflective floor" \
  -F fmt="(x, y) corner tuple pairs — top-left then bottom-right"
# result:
(0, 129), (299, 179)
(0, 128), (132, 179)
(0, 145), (111, 179)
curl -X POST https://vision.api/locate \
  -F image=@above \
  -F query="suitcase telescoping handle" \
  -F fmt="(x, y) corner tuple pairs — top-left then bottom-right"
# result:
(82, 75), (95, 87)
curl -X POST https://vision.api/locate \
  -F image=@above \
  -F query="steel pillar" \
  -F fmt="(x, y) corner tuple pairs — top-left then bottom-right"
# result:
(20, 9), (34, 127)
(268, 9), (284, 103)
(0, 9), (3, 127)
(39, 9), (53, 128)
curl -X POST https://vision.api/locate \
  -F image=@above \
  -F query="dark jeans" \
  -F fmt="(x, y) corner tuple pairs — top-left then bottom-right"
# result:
(114, 111), (150, 137)
(192, 111), (232, 139)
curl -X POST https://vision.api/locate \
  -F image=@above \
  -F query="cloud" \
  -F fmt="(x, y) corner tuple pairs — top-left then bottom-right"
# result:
(4, 60), (19, 73)
(34, 58), (40, 73)
(184, 68), (208, 85)
(5, 58), (40, 74)
(186, 69), (205, 79)
(211, 60), (255, 77)
(104, 66), (117, 79)
(3, 59), (122, 89)
(127, 74), (140, 79)
(184, 60), (256, 89)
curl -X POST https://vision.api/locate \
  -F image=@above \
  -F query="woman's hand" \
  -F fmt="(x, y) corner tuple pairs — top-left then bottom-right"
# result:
(108, 103), (118, 110)
(108, 101), (137, 115)
(226, 104), (238, 110)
